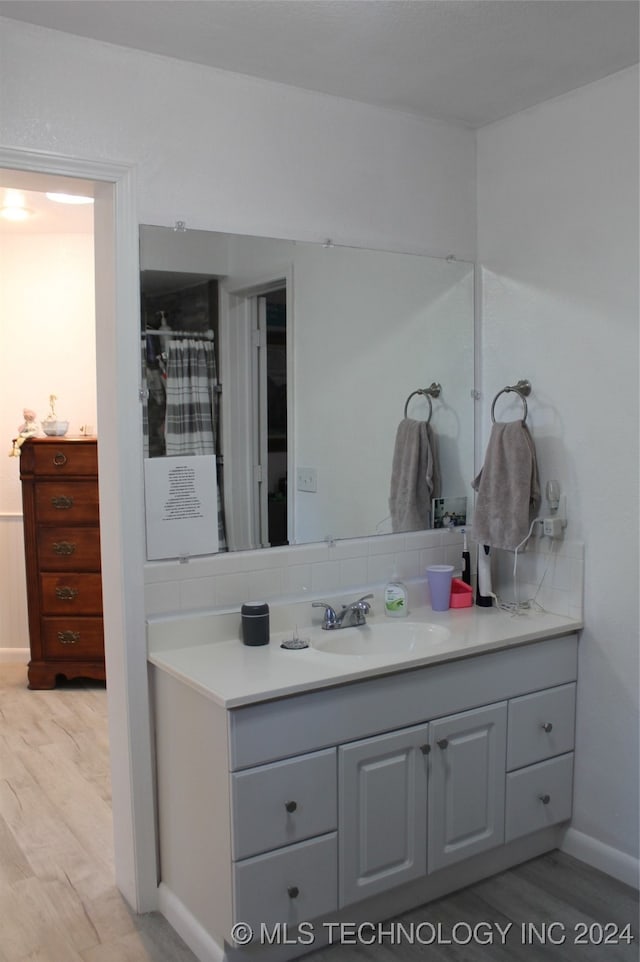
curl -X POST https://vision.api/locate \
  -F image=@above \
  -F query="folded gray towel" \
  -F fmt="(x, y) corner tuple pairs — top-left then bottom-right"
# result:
(471, 421), (540, 550)
(389, 418), (441, 532)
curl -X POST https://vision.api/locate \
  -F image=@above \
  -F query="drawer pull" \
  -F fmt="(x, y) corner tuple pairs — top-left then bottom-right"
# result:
(541, 722), (553, 733)
(437, 738), (449, 750)
(420, 743), (431, 755)
(52, 540), (76, 556)
(51, 495), (74, 510)
(55, 586), (79, 601)
(53, 452), (68, 466)
(287, 886), (299, 900)
(284, 800), (297, 813)
(538, 794), (551, 805)
(57, 630), (80, 644)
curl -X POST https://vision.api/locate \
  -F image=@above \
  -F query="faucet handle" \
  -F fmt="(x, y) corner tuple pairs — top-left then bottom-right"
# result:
(312, 601), (338, 628)
(347, 594), (374, 611)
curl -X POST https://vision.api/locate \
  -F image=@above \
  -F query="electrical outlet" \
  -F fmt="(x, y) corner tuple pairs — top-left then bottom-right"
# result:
(296, 468), (317, 493)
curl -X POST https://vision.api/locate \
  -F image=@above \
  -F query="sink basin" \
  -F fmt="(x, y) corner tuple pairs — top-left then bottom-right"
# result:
(311, 621), (450, 657)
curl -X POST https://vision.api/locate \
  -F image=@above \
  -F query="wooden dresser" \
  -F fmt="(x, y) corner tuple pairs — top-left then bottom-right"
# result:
(19, 437), (105, 689)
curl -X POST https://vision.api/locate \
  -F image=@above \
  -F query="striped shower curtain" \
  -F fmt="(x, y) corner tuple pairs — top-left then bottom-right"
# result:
(164, 338), (226, 549)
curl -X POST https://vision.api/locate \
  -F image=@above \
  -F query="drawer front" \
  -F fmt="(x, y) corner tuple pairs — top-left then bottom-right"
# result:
(37, 526), (101, 571)
(231, 749), (337, 860)
(507, 683), (576, 771)
(35, 482), (99, 524)
(234, 833), (337, 932)
(40, 574), (103, 615)
(505, 752), (574, 842)
(29, 442), (97, 477)
(41, 617), (104, 660)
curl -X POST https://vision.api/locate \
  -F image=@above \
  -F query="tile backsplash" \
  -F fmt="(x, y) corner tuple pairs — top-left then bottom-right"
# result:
(145, 529), (584, 624)
(145, 528), (466, 619)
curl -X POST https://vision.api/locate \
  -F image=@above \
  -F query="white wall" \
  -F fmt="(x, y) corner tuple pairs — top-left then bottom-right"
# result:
(0, 231), (96, 655)
(477, 66), (639, 880)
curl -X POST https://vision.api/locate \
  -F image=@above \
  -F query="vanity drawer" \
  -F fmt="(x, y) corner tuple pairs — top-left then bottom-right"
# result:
(505, 752), (574, 842)
(40, 574), (103, 615)
(37, 526), (101, 571)
(231, 749), (337, 860)
(35, 482), (100, 524)
(41, 617), (104, 659)
(233, 832), (337, 931)
(507, 683), (576, 771)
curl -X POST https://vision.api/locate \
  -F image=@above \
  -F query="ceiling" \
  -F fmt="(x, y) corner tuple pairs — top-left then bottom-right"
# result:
(0, 0), (637, 128)
(1, 1), (637, 235)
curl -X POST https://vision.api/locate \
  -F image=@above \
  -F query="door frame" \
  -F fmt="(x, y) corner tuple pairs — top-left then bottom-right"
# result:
(0, 146), (157, 912)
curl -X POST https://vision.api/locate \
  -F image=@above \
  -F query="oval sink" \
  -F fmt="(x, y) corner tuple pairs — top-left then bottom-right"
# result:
(311, 621), (450, 657)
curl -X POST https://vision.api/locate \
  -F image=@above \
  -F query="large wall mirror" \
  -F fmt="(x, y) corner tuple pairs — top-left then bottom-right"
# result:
(140, 226), (474, 558)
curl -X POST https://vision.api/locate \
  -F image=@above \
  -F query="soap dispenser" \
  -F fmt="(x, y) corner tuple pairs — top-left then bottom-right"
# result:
(384, 565), (409, 618)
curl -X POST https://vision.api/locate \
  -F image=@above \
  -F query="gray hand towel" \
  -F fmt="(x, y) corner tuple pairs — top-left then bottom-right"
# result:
(471, 421), (540, 550)
(389, 419), (441, 532)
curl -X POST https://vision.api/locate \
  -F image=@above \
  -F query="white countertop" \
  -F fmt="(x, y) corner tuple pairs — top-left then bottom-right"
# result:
(148, 604), (582, 709)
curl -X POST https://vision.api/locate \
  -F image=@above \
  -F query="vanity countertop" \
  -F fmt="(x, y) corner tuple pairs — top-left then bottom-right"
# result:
(148, 604), (582, 709)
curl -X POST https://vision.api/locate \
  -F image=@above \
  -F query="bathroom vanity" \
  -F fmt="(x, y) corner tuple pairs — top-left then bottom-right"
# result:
(149, 605), (581, 962)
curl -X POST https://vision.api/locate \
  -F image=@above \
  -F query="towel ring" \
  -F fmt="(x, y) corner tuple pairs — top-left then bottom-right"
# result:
(404, 382), (441, 422)
(490, 379), (531, 423)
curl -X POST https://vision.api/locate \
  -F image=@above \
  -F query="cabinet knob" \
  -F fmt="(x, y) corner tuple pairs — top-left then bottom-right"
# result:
(287, 886), (299, 899)
(284, 800), (297, 813)
(51, 495), (74, 510)
(541, 722), (553, 733)
(538, 794), (551, 805)
(437, 738), (449, 750)
(55, 586), (79, 601)
(53, 452), (68, 466)
(420, 744), (431, 755)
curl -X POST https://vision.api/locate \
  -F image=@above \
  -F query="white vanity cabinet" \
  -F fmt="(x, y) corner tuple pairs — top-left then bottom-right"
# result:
(152, 632), (578, 957)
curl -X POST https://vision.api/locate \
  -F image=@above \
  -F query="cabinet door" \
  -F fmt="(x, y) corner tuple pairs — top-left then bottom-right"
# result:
(339, 723), (429, 907)
(428, 702), (506, 873)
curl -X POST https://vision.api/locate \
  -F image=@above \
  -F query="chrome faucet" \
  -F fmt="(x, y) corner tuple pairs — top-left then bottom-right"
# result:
(312, 594), (373, 630)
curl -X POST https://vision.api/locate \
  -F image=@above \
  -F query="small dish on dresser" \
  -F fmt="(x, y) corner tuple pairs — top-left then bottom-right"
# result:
(41, 419), (69, 436)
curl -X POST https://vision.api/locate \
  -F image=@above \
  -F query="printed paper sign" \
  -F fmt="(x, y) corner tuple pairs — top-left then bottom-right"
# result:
(144, 455), (219, 560)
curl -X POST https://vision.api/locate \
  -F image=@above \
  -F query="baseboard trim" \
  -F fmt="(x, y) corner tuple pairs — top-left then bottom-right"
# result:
(0, 647), (29, 664)
(157, 883), (227, 962)
(561, 827), (639, 889)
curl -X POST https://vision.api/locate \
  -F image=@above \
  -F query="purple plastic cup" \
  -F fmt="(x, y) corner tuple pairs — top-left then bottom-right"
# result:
(426, 564), (454, 611)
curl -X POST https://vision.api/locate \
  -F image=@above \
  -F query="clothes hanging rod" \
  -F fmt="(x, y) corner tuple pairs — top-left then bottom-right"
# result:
(142, 330), (214, 340)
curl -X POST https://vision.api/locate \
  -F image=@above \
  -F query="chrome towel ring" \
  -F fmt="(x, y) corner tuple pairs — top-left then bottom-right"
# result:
(490, 379), (532, 423)
(404, 382), (441, 422)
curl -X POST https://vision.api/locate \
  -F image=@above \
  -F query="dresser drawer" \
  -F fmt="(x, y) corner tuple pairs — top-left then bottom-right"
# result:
(40, 574), (103, 614)
(231, 749), (337, 860)
(505, 753), (574, 842)
(37, 526), (101, 571)
(27, 441), (97, 477)
(234, 833), (337, 931)
(507, 683), (576, 771)
(41, 618), (104, 659)
(35, 482), (100, 523)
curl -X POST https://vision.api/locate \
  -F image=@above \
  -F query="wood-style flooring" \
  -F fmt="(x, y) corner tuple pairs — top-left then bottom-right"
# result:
(0, 662), (637, 962)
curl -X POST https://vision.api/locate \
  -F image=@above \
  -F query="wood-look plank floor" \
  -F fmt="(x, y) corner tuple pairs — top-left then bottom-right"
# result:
(0, 663), (637, 962)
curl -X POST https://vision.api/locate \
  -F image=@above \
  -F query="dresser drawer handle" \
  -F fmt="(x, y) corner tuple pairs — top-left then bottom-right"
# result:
(541, 722), (553, 733)
(287, 886), (299, 899)
(53, 452), (68, 466)
(57, 630), (80, 644)
(284, 800), (297, 813)
(51, 496), (74, 510)
(538, 794), (551, 805)
(55, 586), (79, 601)
(52, 541), (76, 556)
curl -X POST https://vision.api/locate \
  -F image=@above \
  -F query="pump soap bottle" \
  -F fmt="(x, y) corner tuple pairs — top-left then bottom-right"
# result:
(384, 566), (409, 618)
